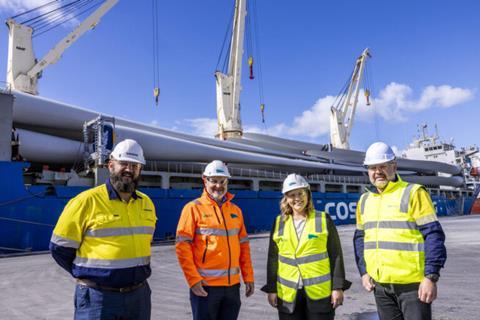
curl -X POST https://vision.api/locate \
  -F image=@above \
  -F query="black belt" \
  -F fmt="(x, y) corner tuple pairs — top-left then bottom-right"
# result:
(77, 279), (146, 293)
(374, 280), (419, 293)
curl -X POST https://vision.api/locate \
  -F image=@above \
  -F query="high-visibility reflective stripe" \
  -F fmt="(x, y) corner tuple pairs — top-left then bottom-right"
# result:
(400, 184), (415, 213)
(176, 235), (193, 243)
(415, 213), (438, 226)
(195, 228), (239, 236)
(278, 276), (298, 289)
(51, 234), (80, 249)
(279, 252), (329, 266)
(85, 226), (155, 237)
(364, 241), (424, 252)
(73, 256), (150, 269)
(239, 236), (249, 244)
(315, 211), (322, 233)
(193, 199), (201, 205)
(303, 274), (331, 286)
(278, 217), (285, 236)
(360, 193), (369, 215)
(364, 221), (417, 230)
(197, 267), (240, 277)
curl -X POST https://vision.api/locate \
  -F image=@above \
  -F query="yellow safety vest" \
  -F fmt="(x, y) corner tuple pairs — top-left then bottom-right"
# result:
(273, 210), (331, 311)
(359, 177), (425, 284)
(51, 184), (157, 270)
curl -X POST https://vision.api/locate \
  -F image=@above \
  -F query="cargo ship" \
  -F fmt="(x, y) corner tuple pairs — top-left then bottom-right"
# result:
(0, 0), (474, 255)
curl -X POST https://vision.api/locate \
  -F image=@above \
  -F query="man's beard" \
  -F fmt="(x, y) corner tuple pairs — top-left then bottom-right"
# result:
(110, 171), (139, 194)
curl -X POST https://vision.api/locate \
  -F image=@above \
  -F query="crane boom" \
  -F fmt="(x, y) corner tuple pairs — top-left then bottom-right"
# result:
(330, 48), (371, 149)
(6, 0), (118, 95)
(215, 0), (247, 140)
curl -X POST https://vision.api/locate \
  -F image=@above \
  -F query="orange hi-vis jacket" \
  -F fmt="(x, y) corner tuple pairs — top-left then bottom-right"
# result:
(176, 190), (254, 287)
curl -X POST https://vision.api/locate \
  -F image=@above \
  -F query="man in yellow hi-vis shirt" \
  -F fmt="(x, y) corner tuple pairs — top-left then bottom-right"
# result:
(354, 142), (446, 320)
(50, 139), (157, 320)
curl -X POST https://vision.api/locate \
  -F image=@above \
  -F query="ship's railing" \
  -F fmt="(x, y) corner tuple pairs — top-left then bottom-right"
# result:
(146, 161), (291, 180)
(308, 174), (368, 184)
(145, 161), (370, 184)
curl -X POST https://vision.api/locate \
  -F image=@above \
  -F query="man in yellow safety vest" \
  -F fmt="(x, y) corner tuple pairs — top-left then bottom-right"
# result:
(50, 139), (157, 320)
(354, 141), (446, 320)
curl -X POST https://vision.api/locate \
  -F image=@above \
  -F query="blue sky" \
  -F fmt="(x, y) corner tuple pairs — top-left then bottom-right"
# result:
(1, 0), (479, 153)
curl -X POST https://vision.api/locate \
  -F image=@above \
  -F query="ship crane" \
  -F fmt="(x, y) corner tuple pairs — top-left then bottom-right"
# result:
(6, 0), (118, 95)
(215, 0), (247, 140)
(329, 48), (371, 149)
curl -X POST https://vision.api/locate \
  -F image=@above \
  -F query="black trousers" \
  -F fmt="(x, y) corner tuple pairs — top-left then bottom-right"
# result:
(189, 284), (241, 320)
(374, 283), (432, 320)
(278, 289), (335, 320)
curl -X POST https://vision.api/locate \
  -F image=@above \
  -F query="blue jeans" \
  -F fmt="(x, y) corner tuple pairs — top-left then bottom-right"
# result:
(74, 282), (151, 320)
(189, 284), (241, 320)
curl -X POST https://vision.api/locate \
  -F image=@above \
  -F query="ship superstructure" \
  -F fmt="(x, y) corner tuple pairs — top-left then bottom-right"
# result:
(403, 124), (480, 190)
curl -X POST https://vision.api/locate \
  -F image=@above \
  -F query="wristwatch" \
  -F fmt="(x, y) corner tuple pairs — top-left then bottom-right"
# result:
(425, 274), (440, 283)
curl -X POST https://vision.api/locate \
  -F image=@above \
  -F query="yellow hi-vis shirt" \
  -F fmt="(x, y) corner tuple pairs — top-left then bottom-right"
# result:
(51, 182), (157, 282)
(356, 175), (437, 284)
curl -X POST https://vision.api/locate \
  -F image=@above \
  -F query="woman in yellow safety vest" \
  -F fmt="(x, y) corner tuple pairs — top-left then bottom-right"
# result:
(261, 174), (351, 320)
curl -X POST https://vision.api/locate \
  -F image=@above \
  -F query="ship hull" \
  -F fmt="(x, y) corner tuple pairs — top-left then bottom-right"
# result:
(0, 161), (473, 254)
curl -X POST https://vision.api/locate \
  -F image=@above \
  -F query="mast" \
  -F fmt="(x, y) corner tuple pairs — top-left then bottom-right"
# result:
(214, 0), (247, 140)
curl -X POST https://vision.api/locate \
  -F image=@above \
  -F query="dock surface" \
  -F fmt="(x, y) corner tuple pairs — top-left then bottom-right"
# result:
(1, 215), (479, 320)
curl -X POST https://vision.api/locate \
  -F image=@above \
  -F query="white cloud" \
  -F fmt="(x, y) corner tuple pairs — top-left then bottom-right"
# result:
(357, 82), (474, 122)
(0, 0), (45, 13)
(176, 83), (473, 141)
(287, 96), (334, 137)
(1, 0), (80, 28)
(417, 85), (473, 109)
(179, 118), (218, 138)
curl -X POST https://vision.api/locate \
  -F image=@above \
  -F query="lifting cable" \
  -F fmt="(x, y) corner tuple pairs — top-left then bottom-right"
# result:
(215, 3), (235, 73)
(9, 0), (59, 20)
(365, 62), (380, 141)
(245, 7), (254, 79)
(31, 0), (93, 31)
(363, 60), (372, 106)
(10, 0), (105, 38)
(249, 0), (267, 128)
(34, 1), (103, 37)
(152, 0), (161, 106)
(331, 69), (353, 113)
(19, 0), (82, 27)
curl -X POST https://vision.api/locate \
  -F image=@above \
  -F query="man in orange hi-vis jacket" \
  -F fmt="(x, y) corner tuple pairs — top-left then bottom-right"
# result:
(176, 160), (255, 320)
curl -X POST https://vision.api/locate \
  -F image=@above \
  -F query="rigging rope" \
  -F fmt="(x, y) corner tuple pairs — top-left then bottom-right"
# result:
(331, 69), (353, 113)
(10, 0), (59, 20)
(33, 0), (102, 37)
(215, 3), (235, 73)
(32, 0), (95, 33)
(152, 0), (161, 105)
(250, 0), (266, 127)
(20, 0), (82, 26)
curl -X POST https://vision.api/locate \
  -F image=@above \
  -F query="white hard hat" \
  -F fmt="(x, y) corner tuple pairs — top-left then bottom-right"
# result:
(110, 139), (146, 165)
(203, 160), (231, 178)
(363, 141), (395, 166)
(282, 173), (310, 194)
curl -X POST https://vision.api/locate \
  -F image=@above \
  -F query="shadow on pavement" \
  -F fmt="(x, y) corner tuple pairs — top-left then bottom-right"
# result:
(347, 311), (379, 320)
